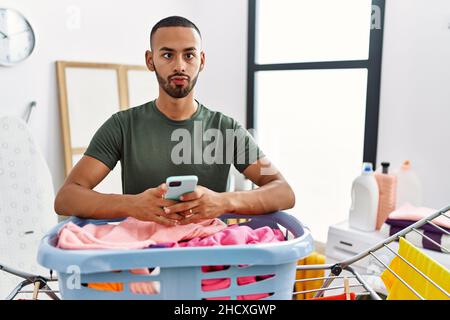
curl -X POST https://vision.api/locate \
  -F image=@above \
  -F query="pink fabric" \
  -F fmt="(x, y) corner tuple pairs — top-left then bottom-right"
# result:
(177, 224), (285, 248)
(201, 265), (276, 300)
(56, 217), (227, 250)
(128, 268), (159, 295)
(388, 203), (450, 229)
(180, 225), (285, 300)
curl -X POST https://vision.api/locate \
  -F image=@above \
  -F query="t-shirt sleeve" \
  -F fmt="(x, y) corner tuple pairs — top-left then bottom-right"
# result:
(84, 113), (123, 170)
(232, 121), (265, 173)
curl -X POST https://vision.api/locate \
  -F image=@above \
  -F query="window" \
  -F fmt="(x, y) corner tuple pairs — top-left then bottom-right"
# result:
(248, 0), (385, 242)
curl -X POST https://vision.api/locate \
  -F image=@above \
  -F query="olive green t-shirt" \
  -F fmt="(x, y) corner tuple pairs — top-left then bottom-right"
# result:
(84, 99), (265, 194)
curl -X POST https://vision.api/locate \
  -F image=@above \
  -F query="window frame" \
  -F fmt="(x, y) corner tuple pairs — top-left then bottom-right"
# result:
(246, 0), (386, 166)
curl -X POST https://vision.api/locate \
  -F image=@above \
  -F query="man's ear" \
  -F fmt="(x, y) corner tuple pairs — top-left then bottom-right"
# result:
(145, 50), (155, 71)
(199, 51), (206, 72)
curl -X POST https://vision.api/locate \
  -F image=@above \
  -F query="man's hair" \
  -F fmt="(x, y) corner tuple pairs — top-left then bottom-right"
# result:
(150, 16), (202, 50)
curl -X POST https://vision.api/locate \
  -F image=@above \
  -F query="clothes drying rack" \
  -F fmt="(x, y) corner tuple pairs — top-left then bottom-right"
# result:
(0, 264), (59, 300)
(2, 206), (449, 300)
(294, 205), (450, 300)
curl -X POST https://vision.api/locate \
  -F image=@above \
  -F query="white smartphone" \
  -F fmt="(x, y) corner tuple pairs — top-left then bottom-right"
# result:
(164, 175), (198, 201)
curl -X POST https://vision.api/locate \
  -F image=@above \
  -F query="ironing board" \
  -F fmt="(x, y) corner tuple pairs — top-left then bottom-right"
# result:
(0, 116), (57, 298)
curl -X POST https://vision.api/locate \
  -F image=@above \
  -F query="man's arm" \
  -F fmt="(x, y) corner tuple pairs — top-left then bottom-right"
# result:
(54, 155), (180, 225)
(223, 156), (295, 215)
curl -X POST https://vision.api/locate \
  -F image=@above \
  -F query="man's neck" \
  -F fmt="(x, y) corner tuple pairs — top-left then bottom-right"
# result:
(155, 95), (198, 121)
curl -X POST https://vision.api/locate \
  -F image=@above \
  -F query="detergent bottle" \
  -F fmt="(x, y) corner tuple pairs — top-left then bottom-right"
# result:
(349, 162), (379, 232)
(395, 160), (423, 207)
(374, 162), (397, 229)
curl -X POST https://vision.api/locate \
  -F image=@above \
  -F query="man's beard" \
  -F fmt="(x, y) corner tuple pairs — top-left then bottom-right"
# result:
(154, 67), (199, 99)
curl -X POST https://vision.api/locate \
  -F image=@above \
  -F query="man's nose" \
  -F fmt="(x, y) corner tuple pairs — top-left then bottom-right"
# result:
(173, 54), (186, 73)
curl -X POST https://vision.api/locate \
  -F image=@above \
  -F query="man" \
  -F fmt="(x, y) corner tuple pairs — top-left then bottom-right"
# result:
(54, 16), (295, 226)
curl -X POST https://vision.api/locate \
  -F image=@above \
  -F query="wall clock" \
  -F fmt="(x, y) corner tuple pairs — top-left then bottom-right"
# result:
(0, 8), (35, 66)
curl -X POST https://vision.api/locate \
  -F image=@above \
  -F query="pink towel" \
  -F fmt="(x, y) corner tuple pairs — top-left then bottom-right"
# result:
(57, 217), (227, 250)
(388, 203), (450, 229)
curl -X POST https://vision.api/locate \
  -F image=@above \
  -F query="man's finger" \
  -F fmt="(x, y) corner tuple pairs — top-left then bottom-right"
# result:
(160, 211), (184, 221)
(152, 213), (179, 227)
(154, 183), (167, 197)
(179, 189), (202, 201)
(150, 207), (181, 226)
(165, 200), (199, 214)
(178, 214), (205, 225)
(179, 210), (194, 217)
(156, 198), (178, 207)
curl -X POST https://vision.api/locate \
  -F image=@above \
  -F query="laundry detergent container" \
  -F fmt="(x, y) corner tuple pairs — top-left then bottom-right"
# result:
(37, 212), (314, 300)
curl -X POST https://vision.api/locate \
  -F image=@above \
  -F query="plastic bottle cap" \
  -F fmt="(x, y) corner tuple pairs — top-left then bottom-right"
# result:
(402, 160), (411, 170)
(381, 162), (390, 174)
(363, 162), (373, 173)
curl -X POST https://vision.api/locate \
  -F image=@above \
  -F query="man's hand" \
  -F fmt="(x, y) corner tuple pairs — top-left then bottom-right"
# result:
(163, 185), (230, 225)
(129, 183), (185, 226)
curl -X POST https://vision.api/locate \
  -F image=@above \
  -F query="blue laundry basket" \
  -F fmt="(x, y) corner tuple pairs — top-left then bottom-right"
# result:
(37, 212), (314, 300)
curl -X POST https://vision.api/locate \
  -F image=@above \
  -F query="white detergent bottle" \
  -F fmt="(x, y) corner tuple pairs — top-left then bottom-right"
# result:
(395, 160), (423, 207)
(349, 162), (379, 232)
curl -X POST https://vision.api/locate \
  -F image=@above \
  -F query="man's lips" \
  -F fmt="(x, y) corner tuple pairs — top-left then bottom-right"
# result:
(171, 77), (188, 84)
(171, 76), (188, 80)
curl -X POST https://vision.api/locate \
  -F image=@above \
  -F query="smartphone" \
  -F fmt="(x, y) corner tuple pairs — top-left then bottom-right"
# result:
(164, 175), (198, 201)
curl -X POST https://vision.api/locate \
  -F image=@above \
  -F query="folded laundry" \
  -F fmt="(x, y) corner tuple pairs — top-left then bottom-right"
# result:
(385, 218), (450, 235)
(388, 203), (450, 229)
(380, 222), (450, 253)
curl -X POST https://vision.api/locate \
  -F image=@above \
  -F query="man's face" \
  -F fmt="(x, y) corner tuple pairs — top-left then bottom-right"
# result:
(146, 27), (204, 99)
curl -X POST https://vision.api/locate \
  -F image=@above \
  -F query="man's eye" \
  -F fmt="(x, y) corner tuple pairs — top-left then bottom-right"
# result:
(186, 53), (195, 59)
(163, 53), (172, 59)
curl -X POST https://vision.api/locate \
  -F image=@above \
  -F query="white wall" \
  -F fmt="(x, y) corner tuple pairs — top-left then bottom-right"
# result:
(0, 0), (247, 191)
(377, 0), (450, 209)
(189, 0), (248, 126)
